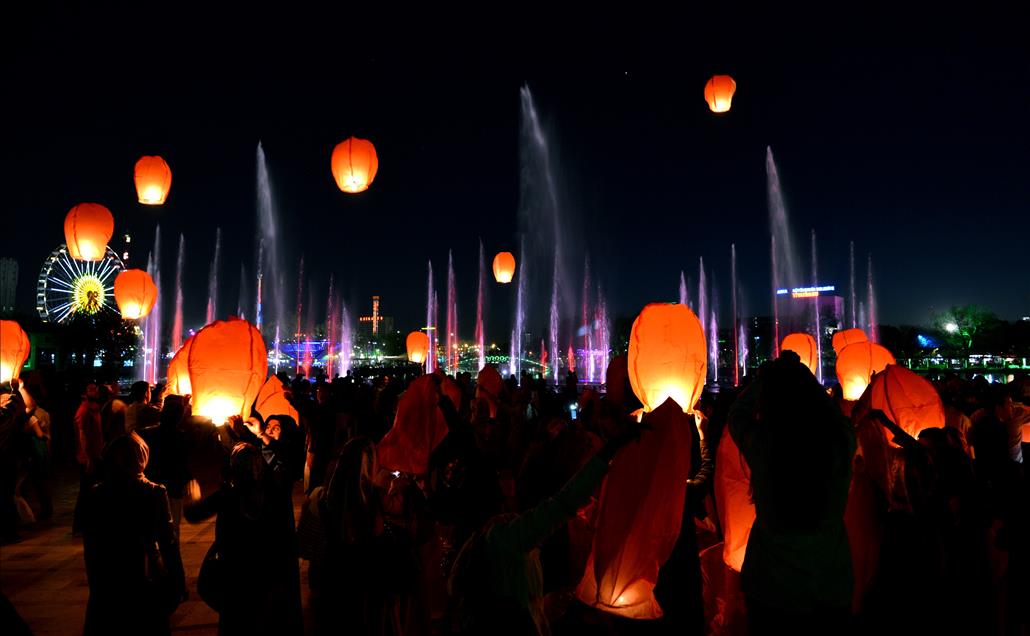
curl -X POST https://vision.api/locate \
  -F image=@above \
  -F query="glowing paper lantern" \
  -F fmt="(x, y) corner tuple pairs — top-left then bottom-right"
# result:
(113, 269), (158, 319)
(867, 365), (944, 440)
(134, 155), (172, 205)
(406, 331), (430, 364)
(576, 400), (693, 618)
(492, 251), (516, 284)
(832, 328), (868, 354)
(377, 373), (461, 474)
(254, 376), (299, 424)
(64, 203), (114, 261)
(0, 320), (31, 383)
(627, 303), (707, 413)
(835, 342), (896, 401)
(166, 336), (193, 396)
(476, 364), (505, 417)
(781, 333), (819, 375)
(714, 426), (755, 572)
(704, 75), (737, 113)
(331, 137), (378, 193)
(187, 317), (266, 424)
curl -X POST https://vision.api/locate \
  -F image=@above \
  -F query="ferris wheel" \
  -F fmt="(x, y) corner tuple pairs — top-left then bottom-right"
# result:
(36, 244), (125, 323)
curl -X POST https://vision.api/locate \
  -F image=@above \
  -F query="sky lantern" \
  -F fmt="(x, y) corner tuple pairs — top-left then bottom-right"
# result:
(406, 331), (430, 364)
(627, 303), (707, 413)
(113, 269), (158, 319)
(577, 399), (693, 618)
(867, 365), (945, 441)
(832, 328), (868, 354)
(187, 317), (266, 424)
(0, 320), (31, 383)
(781, 333), (819, 375)
(166, 336), (193, 396)
(64, 203), (114, 261)
(254, 376), (299, 424)
(134, 155), (172, 205)
(492, 251), (516, 284)
(704, 74), (737, 113)
(377, 373), (462, 474)
(835, 342), (896, 401)
(331, 136), (378, 193)
(714, 426), (755, 572)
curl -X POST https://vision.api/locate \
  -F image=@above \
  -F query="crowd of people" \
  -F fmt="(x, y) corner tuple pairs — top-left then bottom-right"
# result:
(0, 356), (1027, 636)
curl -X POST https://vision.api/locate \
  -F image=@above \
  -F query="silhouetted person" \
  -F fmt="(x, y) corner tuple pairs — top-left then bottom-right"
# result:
(125, 381), (160, 434)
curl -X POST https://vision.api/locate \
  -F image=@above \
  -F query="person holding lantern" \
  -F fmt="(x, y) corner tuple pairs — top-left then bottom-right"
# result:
(727, 351), (856, 635)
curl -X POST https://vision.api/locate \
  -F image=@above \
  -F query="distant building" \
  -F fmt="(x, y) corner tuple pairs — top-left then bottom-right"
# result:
(358, 295), (394, 336)
(0, 257), (16, 314)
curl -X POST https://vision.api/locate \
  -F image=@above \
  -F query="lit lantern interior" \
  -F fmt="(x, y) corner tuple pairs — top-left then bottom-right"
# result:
(492, 251), (516, 284)
(836, 341), (896, 401)
(627, 303), (707, 413)
(331, 137), (378, 194)
(0, 320), (31, 383)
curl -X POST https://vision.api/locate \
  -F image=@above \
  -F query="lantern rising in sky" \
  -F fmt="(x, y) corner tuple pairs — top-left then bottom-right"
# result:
(781, 333), (819, 375)
(406, 331), (430, 365)
(0, 320), (31, 383)
(113, 269), (158, 319)
(836, 341), (896, 401)
(704, 74), (737, 113)
(331, 136), (378, 193)
(187, 317), (266, 424)
(492, 251), (516, 284)
(832, 328), (868, 354)
(134, 155), (172, 205)
(627, 303), (707, 413)
(64, 203), (114, 261)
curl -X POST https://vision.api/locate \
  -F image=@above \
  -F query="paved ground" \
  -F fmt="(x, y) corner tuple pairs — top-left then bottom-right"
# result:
(1, 469), (312, 635)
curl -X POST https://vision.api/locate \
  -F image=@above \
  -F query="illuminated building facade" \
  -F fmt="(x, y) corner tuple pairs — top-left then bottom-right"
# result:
(358, 295), (394, 337)
(0, 258), (17, 314)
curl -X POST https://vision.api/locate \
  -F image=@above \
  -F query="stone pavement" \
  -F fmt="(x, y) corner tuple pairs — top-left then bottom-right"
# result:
(1, 469), (313, 635)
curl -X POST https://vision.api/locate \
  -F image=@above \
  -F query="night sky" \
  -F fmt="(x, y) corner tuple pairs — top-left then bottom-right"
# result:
(4, 7), (1029, 341)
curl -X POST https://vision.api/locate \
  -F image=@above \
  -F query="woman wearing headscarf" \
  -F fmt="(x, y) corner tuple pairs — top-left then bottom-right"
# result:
(82, 432), (185, 636)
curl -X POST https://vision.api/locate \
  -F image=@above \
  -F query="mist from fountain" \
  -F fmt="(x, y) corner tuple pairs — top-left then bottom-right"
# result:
(582, 257), (593, 383)
(679, 270), (688, 307)
(426, 260), (435, 374)
(849, 241), (858, 329)
(549, 252), (560, 383)
(205, 227), (221, 325)
(237, 263), (248, 320)
(867, 253), (878, 342)
(338, 301), (352, 376)
(738, 323), (749, 379)
(594, 287), (609, 383)
(326, 275), (335, 379)
(475, 240), (486, 372)
(731, 243), (739, 386)
(446, 250), (458, 374)
(811, 229), (824, 383)
(698, 257), (709, 377)
(171, 233), (184, 353)
(294, 255), (305, 376)
(767, 147), (801, 358)
(511, 240), (526, 379)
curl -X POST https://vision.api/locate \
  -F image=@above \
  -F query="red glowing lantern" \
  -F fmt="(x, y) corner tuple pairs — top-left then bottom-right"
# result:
(704, 75), (737, 113)
(492, 251), (516, 284)
(406, 331), (430, 365)
(476, 364), (505, 417)
(113, 269), (158, 319)
(134, 155), (172, 205)
(781, 333), (819, 375)
(867, 365), (944, 441)
(832, 328), (868, 354)
(187, 317), (266, 424)
(576, 400), (693, 618)
(166, 336), (193, 396)
(331, 137), (378, 193)
(254, 376), (299, 424)
(64, 203), (114, 261)
(627, 303), (707, 413)
(714, 426), (755, 572)
(377, 373), (461, 475)
(835, 342), (896, 401)
(0, 320), (31, 383)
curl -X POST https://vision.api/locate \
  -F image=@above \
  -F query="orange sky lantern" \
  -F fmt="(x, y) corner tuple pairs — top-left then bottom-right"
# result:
(714, 426), (755, 572)
(0, 320), (31, 383)
(835, 342), (896, 401)
(187, 318), (266, 424)
(254, 376), (299, 424)
(166, 336), (193, 396)
(868, 365), (945, 441)
(492, 251), (516, 284)
(377, 373), (461, 475)
(781, 333), (819, 375)
(832, 328), (868, 354)
(134, 155), (172, 205)
(704, 75), (737, 113)
(113, 269), (158, 319)
(64, 203), (114, 261)
(331, 137), (378, 193)
(406, 331), (430, 364)
(627, 303), (707, 413)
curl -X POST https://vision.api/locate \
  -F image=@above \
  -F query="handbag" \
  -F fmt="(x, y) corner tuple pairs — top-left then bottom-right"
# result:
(197, 541), (227, 612)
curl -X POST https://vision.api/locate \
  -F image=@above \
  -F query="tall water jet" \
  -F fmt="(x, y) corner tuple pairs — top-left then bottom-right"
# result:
(338, 301), (352, 376)
(303, 280), (315, 378)
(432, 290), (439, 372)
(679, 270), (688, 307)
(867, 253), (878, 343)
(511, 239), (526, 380)
(237, 263), (248, 320)
(295, 255), (305, 376)
(709, 309), (719, 384)
(426, 260), (435, 373)
(446, 250), (458, 374)
(139, 226), (162, 384)
(140, 253), (153, 383)
(475, 240), (486, 372)
(767, 147), (801, 357)
(326, 275), (336, 379)
(549, 252), (560, 384)
(698, 257), (708, 375)
(731, 243), (739, 386)
(255, 142), (284, 338)
(594, 285), (610, 384)
(206, 227), (221, 325)
(171, 233), (184, 353)
(738, 323), (749, 379)
(811, 229), (824, 383)
(849, 241), (857, 329)
(858, 302), (867, 334)
(582, 257), (593, 384)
